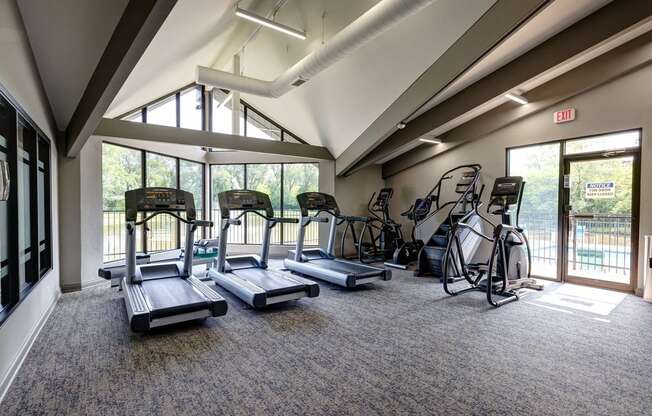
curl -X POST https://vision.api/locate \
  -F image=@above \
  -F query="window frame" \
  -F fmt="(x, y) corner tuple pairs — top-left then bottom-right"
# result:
(102, 141), (207, 261)
(0, 87), (53, 328)
(209, 162), (319, 246)
(115, 83), (308, 145)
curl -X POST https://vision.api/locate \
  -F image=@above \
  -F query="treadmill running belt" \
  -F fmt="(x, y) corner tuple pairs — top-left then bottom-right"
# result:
(232, 269), (305, 297)
(309, 259), (380, 277)
(142, 279), (209, 319)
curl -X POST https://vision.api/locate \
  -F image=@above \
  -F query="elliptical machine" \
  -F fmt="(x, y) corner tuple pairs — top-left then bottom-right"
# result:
(442, 176), (543, 307)
(341, 188), (403, 264)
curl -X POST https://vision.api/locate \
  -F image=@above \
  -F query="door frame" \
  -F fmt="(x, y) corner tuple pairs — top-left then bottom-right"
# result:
(560, 148), (640, 292)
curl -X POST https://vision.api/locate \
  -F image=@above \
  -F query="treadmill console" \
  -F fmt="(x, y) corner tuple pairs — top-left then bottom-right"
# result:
(125, 188), (196, 221)
(218, 190), (274, 218)
(296, 192), (340, 217)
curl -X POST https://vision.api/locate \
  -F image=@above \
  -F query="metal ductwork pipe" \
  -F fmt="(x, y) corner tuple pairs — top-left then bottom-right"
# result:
(196, 0), (434, 98)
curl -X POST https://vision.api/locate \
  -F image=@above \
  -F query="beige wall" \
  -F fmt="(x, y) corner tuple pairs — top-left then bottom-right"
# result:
(0, 0), (61, 399)
(386, 63), (652, 293)
(334, 165), (386, 255)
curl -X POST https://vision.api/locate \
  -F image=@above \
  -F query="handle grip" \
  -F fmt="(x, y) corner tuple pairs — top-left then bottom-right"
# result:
(228, 218), (242, 226)
(273, 217), (299, 224)
(194, 220), (213, 227)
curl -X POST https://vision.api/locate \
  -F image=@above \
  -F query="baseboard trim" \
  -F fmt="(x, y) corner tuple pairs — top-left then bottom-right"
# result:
(82, 277), (108, 290)
(60, 282), (81, 293)
(0, 290), (60, 403)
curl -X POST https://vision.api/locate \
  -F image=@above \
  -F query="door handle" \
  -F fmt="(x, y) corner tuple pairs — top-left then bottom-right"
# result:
(0, 160), (9, 201)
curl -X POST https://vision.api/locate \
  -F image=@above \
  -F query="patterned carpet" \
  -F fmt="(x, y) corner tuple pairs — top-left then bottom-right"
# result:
(3, 263), (652, 415)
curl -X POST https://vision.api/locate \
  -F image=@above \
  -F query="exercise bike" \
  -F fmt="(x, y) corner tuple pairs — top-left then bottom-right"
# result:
(442, 176), (543, 307)
(341, 188), (403, 264)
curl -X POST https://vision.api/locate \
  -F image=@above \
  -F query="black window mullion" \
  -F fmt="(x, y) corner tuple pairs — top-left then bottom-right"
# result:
(243, 106), (247, 136)
(27, 126), (39, 284)
(280, 164), (284, 245)
(176, 157), (181, 249)
(141, 107), (147, 123)
(2, 103), (18, 308)
(244, 164), (248, 245)
(141, 150), (147, 254)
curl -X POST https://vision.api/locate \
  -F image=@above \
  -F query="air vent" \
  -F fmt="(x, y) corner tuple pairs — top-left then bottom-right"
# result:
(291, 78), (308, 87)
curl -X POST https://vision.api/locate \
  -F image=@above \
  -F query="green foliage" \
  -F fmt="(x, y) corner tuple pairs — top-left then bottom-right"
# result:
(568, 157), (632, 214)
(146, 153), (176, 188)
(283, 163), (319, 210)
(102, 144), (142, 211)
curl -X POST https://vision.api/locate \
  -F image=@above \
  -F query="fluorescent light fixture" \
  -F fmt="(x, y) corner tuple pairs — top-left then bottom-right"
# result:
(235, 7), (306, 40)
(419, 137), (442, 144)
(505, 93), (528, 105)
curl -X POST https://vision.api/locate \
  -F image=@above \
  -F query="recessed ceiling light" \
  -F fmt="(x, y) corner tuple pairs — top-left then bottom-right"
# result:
(396, 122), (407, 129)
(505, 93), (528, 105)
(235, 7), (306, 40)
(419, 137), (442, 144)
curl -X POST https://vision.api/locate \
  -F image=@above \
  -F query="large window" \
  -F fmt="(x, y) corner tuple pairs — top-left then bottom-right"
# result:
(0, 92), (53, 325)
(102, 143), (205, 262)
(119, 83), (307, 147)
(210, 163), (319, 245)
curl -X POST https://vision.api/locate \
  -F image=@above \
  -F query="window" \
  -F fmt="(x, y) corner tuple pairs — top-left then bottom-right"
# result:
(508, 143), (560, 278)
(212, 89), (233, 135)
(565, 130), (640, 155)
(123, 110), (142, 123)
(119, 84), (306, 145)
(179, 159), (205, 242)
(246, 108), (281, 141)
(145, 153), (177, 252)
(210, 163), (319, 245)
(247, 164), (282, 244)
(146, 95), (176, 127)
(102, 144), (143, 261)
(0, 92), (53, 325)
(180, 86), (203, 130)
(283, 163), (319, 245)
(102, 143), (206, 261)
(210, 164), (245, 242)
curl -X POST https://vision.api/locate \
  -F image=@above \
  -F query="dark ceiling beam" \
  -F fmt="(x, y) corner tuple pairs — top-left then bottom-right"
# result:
(334, 0), (550, 176)
(382, 30), (652, 178)
(94, 118), (334, 160)
(65, 0), (176, 157)
(351, 0), (652, 175)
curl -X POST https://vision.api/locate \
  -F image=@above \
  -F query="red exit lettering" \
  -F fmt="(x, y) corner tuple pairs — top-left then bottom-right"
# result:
(554, 108), (576, 124)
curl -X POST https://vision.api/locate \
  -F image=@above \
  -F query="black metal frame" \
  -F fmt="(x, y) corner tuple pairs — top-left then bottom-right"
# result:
(208, 162), (319, 246)
(0, 86), (53, 328)
(505, 128), (642, 292)
(115, 83), (308, 145)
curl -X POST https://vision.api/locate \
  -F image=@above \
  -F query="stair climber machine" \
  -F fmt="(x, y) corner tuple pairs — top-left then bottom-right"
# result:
(414, 164), (484, 281)
(385, 192), (436, 270)
(442, 176), (543, 307)
(284, 192), (391, 287)
(106, 187), (227, 332)
(208, 190), (319, 308)
(341, 188), (403, 264)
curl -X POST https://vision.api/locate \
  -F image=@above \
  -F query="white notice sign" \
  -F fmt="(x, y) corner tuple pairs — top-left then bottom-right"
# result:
(585, 182), (615, 199)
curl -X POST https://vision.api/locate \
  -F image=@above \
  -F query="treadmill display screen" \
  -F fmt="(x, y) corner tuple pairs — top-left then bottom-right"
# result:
(125, 187), (196, 220)
(297, 192), (339, 216)
(218, 190), (274, 218)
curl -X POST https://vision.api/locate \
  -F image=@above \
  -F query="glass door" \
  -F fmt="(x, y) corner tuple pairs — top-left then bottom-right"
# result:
(563, 153), (638, 291)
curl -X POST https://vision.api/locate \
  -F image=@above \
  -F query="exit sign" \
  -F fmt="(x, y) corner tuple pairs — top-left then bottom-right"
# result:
(554, 108), (576, 124)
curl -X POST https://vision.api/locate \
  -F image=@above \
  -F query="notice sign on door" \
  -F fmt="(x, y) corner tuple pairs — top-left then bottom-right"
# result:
(585, 182), (615, 199)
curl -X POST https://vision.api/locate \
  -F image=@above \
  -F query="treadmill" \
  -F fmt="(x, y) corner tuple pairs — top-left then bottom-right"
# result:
(108, 187), (227, 331)
(284, 192), (391, 287)
(208, 190), (319, 308)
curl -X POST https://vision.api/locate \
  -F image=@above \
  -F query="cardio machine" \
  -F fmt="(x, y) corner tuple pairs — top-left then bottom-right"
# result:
(442, 176), (543, 307)
(414, 165), (483, 280)
(111, 187), (227, 331)
(341, 188), (403, 264)
(284, 192), (391, 287)
(208, 190), (319, 308)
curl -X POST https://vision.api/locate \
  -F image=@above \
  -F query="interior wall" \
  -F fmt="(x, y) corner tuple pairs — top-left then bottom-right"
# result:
(334, 165), (386, 255)
(385, 62), (652, 293)
(0, 0), (61, 399)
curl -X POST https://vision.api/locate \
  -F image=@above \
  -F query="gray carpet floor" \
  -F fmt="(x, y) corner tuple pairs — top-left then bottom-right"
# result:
(3, 263), (652, 415)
